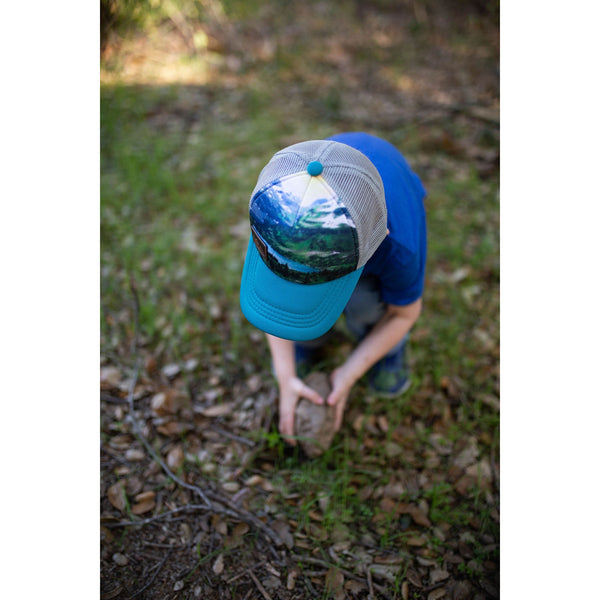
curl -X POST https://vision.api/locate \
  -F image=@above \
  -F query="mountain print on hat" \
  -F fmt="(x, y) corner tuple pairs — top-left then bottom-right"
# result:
(249, 172), (359, 284)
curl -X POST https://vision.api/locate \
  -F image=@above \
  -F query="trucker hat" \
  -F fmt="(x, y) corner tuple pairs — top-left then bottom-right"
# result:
(240, 139), (388, 342)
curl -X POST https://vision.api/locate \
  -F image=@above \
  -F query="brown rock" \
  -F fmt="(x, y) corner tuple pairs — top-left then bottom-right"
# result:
(294, 372), (336, 458)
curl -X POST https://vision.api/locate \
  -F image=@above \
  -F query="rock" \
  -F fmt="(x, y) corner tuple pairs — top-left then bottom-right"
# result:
(294, 372), (336, 458)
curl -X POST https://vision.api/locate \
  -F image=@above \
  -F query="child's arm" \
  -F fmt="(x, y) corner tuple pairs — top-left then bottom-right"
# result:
(328, 297), (422, 431)
(266, 334), (324, 444)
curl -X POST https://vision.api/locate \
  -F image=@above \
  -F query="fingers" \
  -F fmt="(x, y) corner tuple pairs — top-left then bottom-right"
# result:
(327, 369), (350, 431)
(333, 403), (344, 432)
(278, 394), (297, 445)
(290, 377), (324, 405)
(327, 392), (348, 432)
(278, 412), (297, 446)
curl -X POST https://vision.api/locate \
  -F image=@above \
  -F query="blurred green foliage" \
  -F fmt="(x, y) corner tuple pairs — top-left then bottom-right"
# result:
(101, 0), (499, 54)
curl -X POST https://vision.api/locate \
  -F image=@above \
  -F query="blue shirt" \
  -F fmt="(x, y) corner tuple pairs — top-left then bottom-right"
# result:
(328, 132), (427, 306)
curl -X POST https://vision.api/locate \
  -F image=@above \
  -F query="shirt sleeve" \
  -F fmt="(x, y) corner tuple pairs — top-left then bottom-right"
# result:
(380, 246), (424, 306)
(365, 215), (427, 306)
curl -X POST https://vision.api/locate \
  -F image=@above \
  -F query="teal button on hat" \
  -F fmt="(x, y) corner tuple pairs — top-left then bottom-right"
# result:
(306, 160), (323, 176)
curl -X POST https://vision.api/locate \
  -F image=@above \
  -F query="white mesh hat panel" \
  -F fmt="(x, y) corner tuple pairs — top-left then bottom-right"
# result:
(251, 140), (387, 269)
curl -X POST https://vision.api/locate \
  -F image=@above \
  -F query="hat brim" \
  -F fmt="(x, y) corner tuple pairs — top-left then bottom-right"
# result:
(240, 237), (363, 342)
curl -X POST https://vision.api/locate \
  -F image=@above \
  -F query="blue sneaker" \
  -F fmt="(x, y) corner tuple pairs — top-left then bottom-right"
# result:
(368, 342), (411, 396)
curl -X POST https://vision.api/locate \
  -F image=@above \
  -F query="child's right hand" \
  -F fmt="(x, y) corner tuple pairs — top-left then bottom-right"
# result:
(277, 376), (324, 444)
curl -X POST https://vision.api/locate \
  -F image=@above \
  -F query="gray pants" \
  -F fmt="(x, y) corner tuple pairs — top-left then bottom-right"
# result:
(298, 274), (408, 354)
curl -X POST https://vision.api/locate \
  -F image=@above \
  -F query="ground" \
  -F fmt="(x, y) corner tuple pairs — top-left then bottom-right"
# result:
(101, 1), (499, 598)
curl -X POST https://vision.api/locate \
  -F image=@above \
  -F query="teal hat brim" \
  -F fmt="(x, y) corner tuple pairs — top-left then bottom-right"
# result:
(240, 237), (363, 342)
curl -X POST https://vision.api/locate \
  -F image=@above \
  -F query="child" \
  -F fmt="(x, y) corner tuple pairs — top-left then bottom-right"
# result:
(240, 132), (427, 444)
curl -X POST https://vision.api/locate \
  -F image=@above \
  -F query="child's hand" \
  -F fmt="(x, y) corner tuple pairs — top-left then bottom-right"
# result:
(327, 367), (354, 432)
(278, 376), (324, 444)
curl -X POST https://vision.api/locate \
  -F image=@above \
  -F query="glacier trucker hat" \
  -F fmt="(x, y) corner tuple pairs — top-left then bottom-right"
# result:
(240, 139), (388, 342)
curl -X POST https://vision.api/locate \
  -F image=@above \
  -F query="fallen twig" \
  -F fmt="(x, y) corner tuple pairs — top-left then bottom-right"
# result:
(128, 547), (173, 600)
(367, 567), (375, 600)
(102, 504), (209, 529)
(291, 554), (391, 599)
(225, 560), (267, 584)
(248, 569), (273, 600)
(101, 392), (129, 404)
(101, 442), (133, 466)
(125, 363), (212, 507)
(121, 275), (283, 548)
(209, 424), (256, 447)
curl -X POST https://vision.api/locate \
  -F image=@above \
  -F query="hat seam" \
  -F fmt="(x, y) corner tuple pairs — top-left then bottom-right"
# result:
(321, 163), (383, 192)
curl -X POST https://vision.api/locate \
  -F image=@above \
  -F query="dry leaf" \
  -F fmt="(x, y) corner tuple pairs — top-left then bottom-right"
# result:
(449, 580), (473, 600)
(244, 474), (264, 487)
(452, 437), (479, 469)
(232, 523), (250, 538)
(212, 553), (224, 575)
(384, 441), (403, 458)
(221, 481), (240, 493)
(263, 576), (281, 591)
(325, 567), (344, 600)
(308, 522), (328, 541)
(161, 363), (181, 378)
(287, 567), (300, 590)
(406, 536), (427, 546)
(406, 568), (423, 587)
(144, 355), (158, 374)
(131, 497), (156, 514)
(107, 482), (127, 512)
(101, 366), (122, 389)
(202, 403), (233, 417)
(156, 421), (190, 436)
(245, 374), (262, 393)
(109, 434), (133, 450)
(379, 496), (396, 513)
(376, 415), (389, 433)
(429, 433), (453, 455)
(211, 515), (228, 536)
(125, 476), (143, 496)
(345, 580), (368, 595)
(465, 459), (493, 488)
(370, 564), (401, 584)
(408, 505), (431, 528)
(184, 358), (199, 371)
(382, 481), (406, 499)
(402, 580), (410, 600)
(166, 445), (185, 470)
(429, 568), (450, 584)
(125, 448), (145, 461)
(271, 519), (294, 550)
(134, 490), (156, 503)
(151, 392), (168, 415)
(151, 389), (187, 416)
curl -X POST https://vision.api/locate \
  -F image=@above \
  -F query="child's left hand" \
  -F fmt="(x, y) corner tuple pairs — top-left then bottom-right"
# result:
(327, 367), (354, 432)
